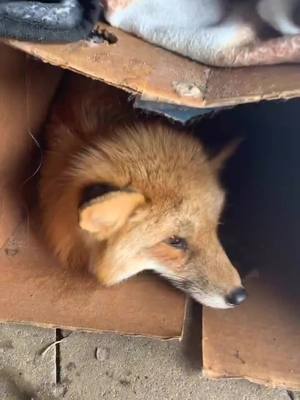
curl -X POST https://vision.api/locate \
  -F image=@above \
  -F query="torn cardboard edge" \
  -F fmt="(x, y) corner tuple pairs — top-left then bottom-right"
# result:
(5, 22), (300, 110)
(202, 370), (300, 392)
(1, 320), (184, 341)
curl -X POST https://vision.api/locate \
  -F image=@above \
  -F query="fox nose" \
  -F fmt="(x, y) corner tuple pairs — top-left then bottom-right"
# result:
(226, 287), (247, 306)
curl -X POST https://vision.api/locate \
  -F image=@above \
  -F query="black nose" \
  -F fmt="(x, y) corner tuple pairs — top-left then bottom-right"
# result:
(226, 287), (247, 306)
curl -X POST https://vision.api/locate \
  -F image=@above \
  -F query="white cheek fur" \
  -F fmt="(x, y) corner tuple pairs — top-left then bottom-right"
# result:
(191, 293), (233, 309)
(141, 258), (232, 309)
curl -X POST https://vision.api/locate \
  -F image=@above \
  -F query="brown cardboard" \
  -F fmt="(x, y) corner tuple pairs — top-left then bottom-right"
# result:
(6, 23), (300, 109)
(203, 276), (300, 391)
(0, 43), (185, 338)
(0, 43), (61, 251)
(0, 223), (184, 337)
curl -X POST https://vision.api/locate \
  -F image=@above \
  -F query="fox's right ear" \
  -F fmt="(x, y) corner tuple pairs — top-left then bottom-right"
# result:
(210, 138), (242, 173)
(79, 188), (145, 240)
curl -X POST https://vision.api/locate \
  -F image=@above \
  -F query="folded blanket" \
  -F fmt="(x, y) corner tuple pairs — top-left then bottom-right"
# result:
(0, 0), (101, 42)
(103, 0), (300, 67)
(0, 0), (299, 67)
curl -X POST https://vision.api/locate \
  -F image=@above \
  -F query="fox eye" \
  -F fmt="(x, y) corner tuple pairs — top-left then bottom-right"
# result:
(165, 236), (188, 251)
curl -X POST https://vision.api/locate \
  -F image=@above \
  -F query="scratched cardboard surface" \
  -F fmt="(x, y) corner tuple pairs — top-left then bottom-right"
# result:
(6, 22), (300, 109)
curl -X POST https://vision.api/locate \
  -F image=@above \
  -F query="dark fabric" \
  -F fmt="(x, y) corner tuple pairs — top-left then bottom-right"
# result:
(0, 0), (102, 42)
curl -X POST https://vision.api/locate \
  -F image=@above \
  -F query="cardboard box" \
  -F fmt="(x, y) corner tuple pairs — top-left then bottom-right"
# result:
(1, 23), (300, 390)
(0, 42), (185, 339)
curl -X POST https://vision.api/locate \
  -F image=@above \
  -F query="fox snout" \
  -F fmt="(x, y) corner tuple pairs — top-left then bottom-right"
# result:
(181, 278), (247, 309)
(225, 287), (247, 306)
(192, 240), (247, 309)
(178, 281), (247, 309)
(150, 236), (247, 309)
(196, 286), (247, 309)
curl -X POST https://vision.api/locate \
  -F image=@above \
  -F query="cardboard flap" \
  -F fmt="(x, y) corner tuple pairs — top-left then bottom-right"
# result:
(6, 23), (300, 109)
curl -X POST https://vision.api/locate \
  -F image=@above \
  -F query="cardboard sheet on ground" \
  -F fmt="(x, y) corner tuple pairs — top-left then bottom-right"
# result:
(203, 276), (300, 390)
(0, 43), (185, 338)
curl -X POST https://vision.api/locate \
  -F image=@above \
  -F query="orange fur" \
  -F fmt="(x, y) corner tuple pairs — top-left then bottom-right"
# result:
(150, 243), (188, 272)
(39, 74), (243, 309)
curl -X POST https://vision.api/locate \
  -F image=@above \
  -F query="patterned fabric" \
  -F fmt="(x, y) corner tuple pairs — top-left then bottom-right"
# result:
(0, 0), (101, 42)
(1, 0), (300, 67)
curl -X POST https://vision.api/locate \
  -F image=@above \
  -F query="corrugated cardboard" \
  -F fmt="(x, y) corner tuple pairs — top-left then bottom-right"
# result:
(6, 23), (300, 109)
(203, 276), (300, 390)
(0, 43), (185, 338)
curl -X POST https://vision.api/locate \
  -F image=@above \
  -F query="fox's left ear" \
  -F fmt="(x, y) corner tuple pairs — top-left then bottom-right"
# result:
(210, 138), (242, 173)
(79, 188), (145, 240)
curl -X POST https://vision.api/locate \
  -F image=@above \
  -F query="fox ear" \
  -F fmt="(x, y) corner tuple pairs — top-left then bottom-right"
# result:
(210, 138), (242, 173)
(79, 189), (145, 240)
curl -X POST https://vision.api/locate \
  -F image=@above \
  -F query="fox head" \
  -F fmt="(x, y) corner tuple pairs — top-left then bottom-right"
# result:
(74, 122), (246, 309)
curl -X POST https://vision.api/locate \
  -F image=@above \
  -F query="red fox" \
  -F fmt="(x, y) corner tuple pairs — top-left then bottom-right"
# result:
(39, 75), (246, 309)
